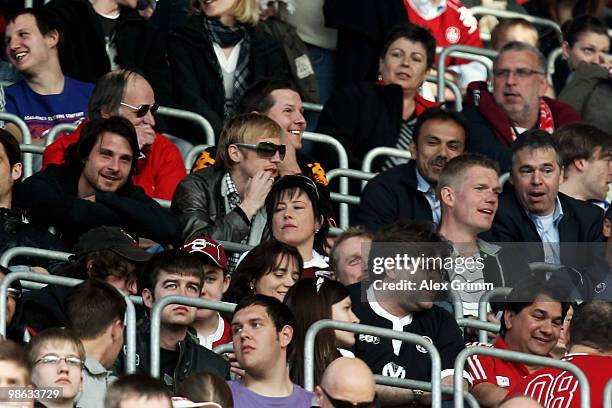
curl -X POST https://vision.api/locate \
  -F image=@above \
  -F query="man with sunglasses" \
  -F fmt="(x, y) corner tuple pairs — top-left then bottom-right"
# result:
(173, 113), (285, 269)
(463, 41), (580, 173)
(314, 357), (376, 408)
(43, 69), (186, 200)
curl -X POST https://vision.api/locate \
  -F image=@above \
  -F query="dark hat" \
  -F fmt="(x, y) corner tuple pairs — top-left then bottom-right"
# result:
(180, 237), (228, 271)
(72, 226), (152, 262)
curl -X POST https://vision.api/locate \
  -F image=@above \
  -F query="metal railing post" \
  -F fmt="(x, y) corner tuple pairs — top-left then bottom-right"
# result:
(478, 287), (512, 343)
(150, 295), (236, 377)
(45, 123), (78, 146)
(604, 378), (612, 408)
(425, 76), (462, 111)
(302, 132), (349, 229)
(156, 106), (215, 146)
(470, 6), (563, 42)
(454, 346), (590, 408)
(361, 147), (412, 189)
(303, 102), (323, 113)
(183, 145), (211, 173)
(0, 247), (72, 268)
(0, 113), (33, 178)
(303, 319), (442, 408)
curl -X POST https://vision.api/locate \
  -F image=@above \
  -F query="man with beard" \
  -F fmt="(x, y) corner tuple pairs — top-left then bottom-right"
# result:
(357, 107), (467, 233)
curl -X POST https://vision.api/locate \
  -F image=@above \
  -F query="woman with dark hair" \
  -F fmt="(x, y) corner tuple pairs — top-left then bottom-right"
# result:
(226, 239), (303, 303)
(317, 22), (438, 171)
(284, 277), (359, 387)
(168, 0), (289, 143)
(265, 174), (331, 278)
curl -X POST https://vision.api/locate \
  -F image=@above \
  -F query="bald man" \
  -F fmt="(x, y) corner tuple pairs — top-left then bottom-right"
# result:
(314, 358), (376, 407)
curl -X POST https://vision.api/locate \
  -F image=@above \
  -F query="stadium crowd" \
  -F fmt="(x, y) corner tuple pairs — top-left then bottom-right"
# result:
(0, 0), (611, 407)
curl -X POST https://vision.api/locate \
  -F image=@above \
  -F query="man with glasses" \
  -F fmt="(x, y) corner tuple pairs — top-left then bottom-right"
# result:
(172, 113), (285, 270)
(462, 41), (581, 173)
(314, 357), (376, 408)
(26, 328), (85, 408)
(43, 69), (186, 200)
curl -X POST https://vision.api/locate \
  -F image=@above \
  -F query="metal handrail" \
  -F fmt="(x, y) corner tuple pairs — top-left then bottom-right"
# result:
(0, 113), (33, 178)
(604, 378), (612, 408)
(362, 147), (412, 189)
(156, 106), (215, 146)
(437, 46), (498, 103)
(425, 75), (462, 111)
(0, 246), (72, 268)
(19, 144), (44, 155)
(374, 377), (479, 408)
(456, 318), (500, 334)
(454, 346), (590, 408)
(183, 144), (211, 173)
(326, 169), (375, 215)
(529, 262), (564, 274)
(0, 271), (137, 373)
(45, 123), (78, 146)
(478, 287), (512, 343)
(154, 198), (171, 209)
(213, 342), (234, 355)
(149, 295), (237, 377)
(470, 6), (563, 41)
(303, 102), (323, 113)
(547, 47), (564, 84)
(499, 172), (510, 189)
(303, 319), (442, 408)
(448, 289), (464, 321)
(303, 132), (349, 229)
(217, 240), (253, 253)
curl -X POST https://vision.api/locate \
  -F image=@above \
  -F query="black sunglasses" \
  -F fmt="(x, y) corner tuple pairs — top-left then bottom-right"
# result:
(120, 102), (160, 118)
(319, 386), (377, 408)
(234, 142), (286, 160)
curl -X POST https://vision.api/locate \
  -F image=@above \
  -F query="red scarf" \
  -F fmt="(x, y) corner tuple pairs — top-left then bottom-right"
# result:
(510, 99), (555, 140)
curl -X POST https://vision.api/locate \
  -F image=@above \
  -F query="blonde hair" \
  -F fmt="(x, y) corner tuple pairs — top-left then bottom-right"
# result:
(190, 0), (259, 25)
(215, 112), (284, 170)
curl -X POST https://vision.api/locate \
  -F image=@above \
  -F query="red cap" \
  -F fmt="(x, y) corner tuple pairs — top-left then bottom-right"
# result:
(180, 237), (228, 271)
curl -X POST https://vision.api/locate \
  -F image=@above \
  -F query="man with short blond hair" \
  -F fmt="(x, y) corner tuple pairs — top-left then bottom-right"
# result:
(329, 228), (372, 286)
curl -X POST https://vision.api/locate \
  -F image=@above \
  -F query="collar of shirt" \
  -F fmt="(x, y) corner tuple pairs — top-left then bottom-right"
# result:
(415, 168), (441, 226)
(197, 312), (225, 350)
(84, 355), (108, 376)
(526, 196), (564, 233)
(223, 172), (241, 209)
(366, 286), (413, 355)
(408, 0), (447, 20)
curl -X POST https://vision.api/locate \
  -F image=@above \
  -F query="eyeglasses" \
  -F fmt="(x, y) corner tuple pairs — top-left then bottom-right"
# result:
(120, 102), (160, 117)
(7, 287), (21, 299)
(234, 142), (286, 160)
(319, 386), (376, 408)
(493, 68), (545, 79)
(34, 354), (83, 368)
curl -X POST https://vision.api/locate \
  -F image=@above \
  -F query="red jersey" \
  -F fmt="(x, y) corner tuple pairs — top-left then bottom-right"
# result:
(403, 0), (483, 66)
(466, 337), (531, 389)
(509, 354), (612, 408)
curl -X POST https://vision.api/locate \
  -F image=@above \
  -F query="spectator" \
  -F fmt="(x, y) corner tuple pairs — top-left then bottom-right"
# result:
(44, 0), (171, 114)
(172, 113), (284, 268)
(116, 250), (229, 392)
(43, 69), (186, 201)
(104, 373), (172, 408)
(314, 357), (376, 408)
(177, 372), (234, 408)
(557, 123), (612, 204)
(265, 175), (331, 278)
(509, 300), (612, 408)
(0, 339), (30, 390)
(463, 41), (581, 172)
(329, 227), (372, 286)
(3, 8), (93, 148)
(466, 279), (570, 407)
(284, 277), (360, 387)
(489, 18), (539, 50)
(317, 23), (439, 171)
(180, 236), (232, 350)
(226, 239), (302, 303)
(64, 279), (126, 408)
(228, 294), (312, 407)
(437, 154), (507, 318)
(168, 0), (288, 142)
(357, 107), (468, 233)
(17, 116), (180, 247)
(26, 328), (85, 408)
(0, 129), (65, 269)
(351, 221), (468, 406)
(483, 130), (606, 288)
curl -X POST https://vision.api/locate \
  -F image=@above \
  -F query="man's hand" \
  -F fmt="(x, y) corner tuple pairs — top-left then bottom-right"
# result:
(223, 352), (245, 378)
(239, 170), (275, 219)
(134, 124), (156, 153)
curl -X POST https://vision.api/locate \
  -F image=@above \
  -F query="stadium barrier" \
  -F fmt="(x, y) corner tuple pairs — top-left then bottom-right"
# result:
(547, 47), (564, 85)
(303, 319), (443, 408)
(303, 102), (323, 113)
(478, 287), (511, 343)
(149, 295), (237, 378)
(454, 346), (590, 408)
(437, 45), (498, 103)
(156, 106), (215, 147)
(0, 271), (138, 373)
(0, 112), (33, 179)
(303, 132), (350, 229)
(425, 75), (462, 111)
(45, 123), (78, 146)
(361, 147), (412, 189)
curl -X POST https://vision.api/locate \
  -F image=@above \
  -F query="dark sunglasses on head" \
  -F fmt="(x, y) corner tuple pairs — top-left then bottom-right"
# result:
(319, 386), (377, 408)
(234, 142), (286, 160)
(120, 102), (160, 118)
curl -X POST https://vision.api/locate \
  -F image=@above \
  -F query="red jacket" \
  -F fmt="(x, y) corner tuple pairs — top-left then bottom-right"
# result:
(43, 122), (186, 200)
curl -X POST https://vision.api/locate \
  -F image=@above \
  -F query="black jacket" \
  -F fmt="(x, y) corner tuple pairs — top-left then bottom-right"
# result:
(44, 0), (171, 109)
(357, 161), (433, 233)
(114, 319), (230, 394)
(168, 14), (289, 143)
(16, 164), (180, 247)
